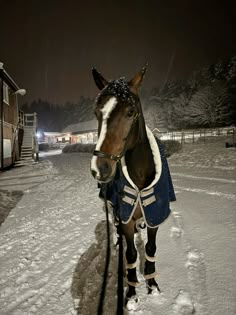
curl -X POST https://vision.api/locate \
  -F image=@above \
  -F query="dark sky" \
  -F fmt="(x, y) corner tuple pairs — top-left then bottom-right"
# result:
(0, 0), (236, 104)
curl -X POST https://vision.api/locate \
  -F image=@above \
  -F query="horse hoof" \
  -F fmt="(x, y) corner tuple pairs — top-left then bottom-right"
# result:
(147, 286), (160, 295)
(126, 295), (139, 311)
(146, 279), (161, 294)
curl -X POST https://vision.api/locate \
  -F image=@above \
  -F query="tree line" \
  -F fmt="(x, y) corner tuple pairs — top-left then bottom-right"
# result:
(21, 55), (236, 132)
(143, 55), (236, 130)
(20, 96), (94, 132)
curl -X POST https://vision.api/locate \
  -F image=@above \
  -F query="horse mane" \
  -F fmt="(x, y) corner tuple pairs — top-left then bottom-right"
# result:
(135, 98), (147, 144)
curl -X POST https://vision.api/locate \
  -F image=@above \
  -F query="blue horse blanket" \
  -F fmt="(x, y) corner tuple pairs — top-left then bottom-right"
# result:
(99, 127), (176, 228)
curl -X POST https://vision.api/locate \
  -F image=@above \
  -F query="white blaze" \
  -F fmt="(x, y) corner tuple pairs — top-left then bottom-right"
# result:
(91, 97), (118, 175)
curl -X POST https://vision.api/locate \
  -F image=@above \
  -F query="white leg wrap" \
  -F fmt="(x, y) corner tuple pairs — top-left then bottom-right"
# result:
(126, 260), (138, 269)
(144, 271), (158, 280)
(145, 253), (156, 262)
(127, 280), (140, 287)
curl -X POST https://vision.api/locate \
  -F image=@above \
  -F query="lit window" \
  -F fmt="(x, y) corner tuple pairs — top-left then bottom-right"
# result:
(3, 82), (9, 104)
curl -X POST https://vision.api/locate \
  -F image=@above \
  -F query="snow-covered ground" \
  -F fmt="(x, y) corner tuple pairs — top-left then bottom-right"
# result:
(0, 137), (235, 315)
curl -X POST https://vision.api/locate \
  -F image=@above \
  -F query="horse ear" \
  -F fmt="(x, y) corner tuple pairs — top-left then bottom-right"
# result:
(128, 63), (148, 92)
(92, 67), (108, 90)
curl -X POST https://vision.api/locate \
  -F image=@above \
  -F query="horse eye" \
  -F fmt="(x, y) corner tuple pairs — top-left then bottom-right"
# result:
(127, 109), (134, 117)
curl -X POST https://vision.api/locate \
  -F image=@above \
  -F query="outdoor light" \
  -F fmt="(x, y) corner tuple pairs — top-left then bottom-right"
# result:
(36, 131), (42, 138)
(14, 89), (26, 96)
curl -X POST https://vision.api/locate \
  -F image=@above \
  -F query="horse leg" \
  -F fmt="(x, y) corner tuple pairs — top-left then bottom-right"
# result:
(144, 226), (161, 294)
(122, 220), (139, 306)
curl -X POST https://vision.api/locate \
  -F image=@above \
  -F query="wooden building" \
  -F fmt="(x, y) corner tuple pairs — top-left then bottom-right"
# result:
(62, 119), (98, 144)
(0, 62), (26, 169)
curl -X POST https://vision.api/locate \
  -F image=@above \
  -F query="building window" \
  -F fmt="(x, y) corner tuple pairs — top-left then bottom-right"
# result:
(3, 82), (9, 104)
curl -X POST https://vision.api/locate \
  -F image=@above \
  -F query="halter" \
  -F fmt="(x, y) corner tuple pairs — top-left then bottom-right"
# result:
(93, 112), (140, 162)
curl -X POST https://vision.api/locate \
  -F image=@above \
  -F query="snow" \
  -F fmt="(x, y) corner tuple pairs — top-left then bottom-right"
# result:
(0, 137), (235, 315)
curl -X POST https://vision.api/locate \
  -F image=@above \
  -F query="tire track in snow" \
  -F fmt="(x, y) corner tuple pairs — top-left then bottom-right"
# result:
(170, 163), (235, 171)
(0, 166), (102, 315)
(3, 219), (97, 313)
(172, 182), (236, 236)
(174, 185), (236, 201)
(1, 226), (96, 313)
(172, 172), (236, 184)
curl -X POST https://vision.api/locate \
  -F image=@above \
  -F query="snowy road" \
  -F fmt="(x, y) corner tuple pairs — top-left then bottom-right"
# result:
(0, 142), (235, 315)
(0, 154), (105, 315)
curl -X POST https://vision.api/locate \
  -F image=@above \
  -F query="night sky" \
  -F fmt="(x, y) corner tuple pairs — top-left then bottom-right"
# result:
(0, 0), (236, 104)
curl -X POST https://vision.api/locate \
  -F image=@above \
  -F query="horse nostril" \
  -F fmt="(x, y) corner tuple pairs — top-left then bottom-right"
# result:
(99, 161), (111, 177)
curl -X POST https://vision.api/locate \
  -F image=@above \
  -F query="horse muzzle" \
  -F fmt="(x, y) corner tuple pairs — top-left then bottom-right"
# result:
(91, 158), (115, 183)
(91, 149), (121, 183)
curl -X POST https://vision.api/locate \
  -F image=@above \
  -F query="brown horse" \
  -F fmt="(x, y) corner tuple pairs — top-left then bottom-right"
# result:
(90, 66), (175, 308)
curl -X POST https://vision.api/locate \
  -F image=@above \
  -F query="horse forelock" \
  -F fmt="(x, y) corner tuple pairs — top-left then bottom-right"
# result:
(97, 78), (136, 105)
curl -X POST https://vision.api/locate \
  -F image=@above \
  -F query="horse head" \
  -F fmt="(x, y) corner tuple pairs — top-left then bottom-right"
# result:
(91, 65), (147, 183)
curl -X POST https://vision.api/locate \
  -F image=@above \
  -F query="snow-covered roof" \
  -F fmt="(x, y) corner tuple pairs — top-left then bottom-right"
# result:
(43, 132), (63, 137)
(62, 119), (98, 134)
(0, 62), (20, 91)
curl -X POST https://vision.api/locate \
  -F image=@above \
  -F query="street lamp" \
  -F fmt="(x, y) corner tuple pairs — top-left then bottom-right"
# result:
(14, 89), (26, 96)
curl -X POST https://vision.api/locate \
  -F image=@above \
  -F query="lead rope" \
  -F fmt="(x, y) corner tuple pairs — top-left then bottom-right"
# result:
(97, 175), (124, 314)
(97, 184), (111, 315)
(117, 222), (124, 315)
(116, 160), (124, 315)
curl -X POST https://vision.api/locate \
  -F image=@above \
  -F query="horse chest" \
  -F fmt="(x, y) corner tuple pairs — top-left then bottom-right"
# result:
(129, 172), (155, 190)
(126, 156), (156, 190)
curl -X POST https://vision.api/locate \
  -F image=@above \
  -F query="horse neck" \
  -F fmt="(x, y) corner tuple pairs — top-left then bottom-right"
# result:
(125, 113), (156, 190)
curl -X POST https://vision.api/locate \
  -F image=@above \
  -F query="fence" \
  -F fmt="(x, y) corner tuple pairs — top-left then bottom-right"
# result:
(155, 127), (236, 144)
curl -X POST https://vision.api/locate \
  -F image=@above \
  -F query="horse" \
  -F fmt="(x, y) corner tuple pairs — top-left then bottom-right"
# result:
(90, 66), (176, 308)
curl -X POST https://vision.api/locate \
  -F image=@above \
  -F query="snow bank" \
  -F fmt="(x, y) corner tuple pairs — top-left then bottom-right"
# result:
(169, 136), (236, 170)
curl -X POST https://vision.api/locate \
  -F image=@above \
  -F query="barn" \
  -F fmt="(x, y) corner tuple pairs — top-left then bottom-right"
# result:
(62, 119), (98, 144)
(0, 63), (27, 169)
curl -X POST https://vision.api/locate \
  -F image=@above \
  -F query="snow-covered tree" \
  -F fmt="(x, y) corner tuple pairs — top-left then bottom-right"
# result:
(185, 81), (230, 127)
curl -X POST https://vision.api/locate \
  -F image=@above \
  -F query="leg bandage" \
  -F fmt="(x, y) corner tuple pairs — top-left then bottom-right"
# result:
(145, 253), (157, 262)
(127, 280), (140, 287)
(126, 259), (138, 269)
(144, 271), (158, 280)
